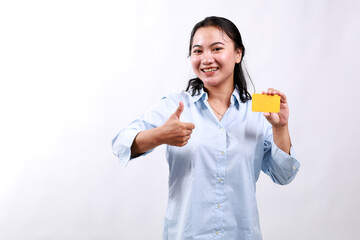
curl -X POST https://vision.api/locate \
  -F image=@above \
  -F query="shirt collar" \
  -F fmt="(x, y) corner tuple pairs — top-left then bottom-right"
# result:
(188, 87), (241, 105)
(231, 88), (241, 106)
(188, 88), (207, 103)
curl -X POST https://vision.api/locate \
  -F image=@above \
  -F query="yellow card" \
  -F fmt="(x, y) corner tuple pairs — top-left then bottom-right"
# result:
(252, 94), (280, 113)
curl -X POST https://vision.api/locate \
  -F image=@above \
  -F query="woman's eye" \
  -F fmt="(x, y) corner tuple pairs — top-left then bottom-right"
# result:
(193, 50), (202, 54)
(213, 47), (222, 52)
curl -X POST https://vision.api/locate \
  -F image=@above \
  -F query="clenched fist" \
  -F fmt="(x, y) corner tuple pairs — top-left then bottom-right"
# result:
(159, 101), (195, 147)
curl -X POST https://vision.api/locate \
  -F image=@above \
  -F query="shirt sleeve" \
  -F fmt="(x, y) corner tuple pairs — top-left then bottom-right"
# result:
(112, 95), (178, 167)
(261, 122), (300, 185)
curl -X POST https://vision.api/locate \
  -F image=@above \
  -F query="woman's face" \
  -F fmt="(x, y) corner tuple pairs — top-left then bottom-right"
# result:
(190, 26), (242, 89)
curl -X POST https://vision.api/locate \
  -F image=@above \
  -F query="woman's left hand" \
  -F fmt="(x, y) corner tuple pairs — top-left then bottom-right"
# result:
(262, 88), (289, 128)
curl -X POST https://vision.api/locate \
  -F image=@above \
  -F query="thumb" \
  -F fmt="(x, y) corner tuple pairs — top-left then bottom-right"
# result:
(263, 112), (271, 118)
(263, 112), (272, 121)
(263, 112), (277, 124)
(171, 101), (184, 119)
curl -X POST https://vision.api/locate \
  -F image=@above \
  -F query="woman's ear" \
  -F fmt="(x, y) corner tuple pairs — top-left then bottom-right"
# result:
(235, 48), (242, 63)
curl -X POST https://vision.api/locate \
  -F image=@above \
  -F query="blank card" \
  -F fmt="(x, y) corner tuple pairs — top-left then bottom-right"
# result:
(252, 94), (280, 113)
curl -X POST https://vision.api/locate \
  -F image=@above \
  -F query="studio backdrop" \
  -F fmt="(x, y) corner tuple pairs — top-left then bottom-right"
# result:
(1, 0), (359, 239)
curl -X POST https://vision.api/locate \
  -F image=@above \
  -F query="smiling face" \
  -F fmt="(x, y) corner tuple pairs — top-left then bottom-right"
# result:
(190, 26), (242, 89)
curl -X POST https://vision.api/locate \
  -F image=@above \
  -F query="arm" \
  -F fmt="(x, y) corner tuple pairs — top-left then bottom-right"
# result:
(112, 96), (172, 166)
(131, 127), (163, 158)
(261, 88), (300, 185)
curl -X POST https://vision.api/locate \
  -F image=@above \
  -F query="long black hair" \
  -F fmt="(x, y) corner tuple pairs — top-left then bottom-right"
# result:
(186, 16), (253, 103)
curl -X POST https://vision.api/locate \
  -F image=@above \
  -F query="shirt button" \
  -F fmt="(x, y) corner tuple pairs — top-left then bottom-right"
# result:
(219, 178), (224, 183)
(220, 151), (224, 155)
(293, 166), (297, 170)
(217, 204), (221, 208)
(215, 231), (219, 235)
(220, 127), (224, 131)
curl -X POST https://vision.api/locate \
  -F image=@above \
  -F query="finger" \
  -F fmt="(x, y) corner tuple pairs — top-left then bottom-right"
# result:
(268, 89), (287, 103)
(183, 135), (191, 142)
(179, 126), (193, 136)
(266, 88), (277, 95)
(180, 128), (192, 137)
(263, 112), (274, 123)
(185, 129), (193, 136)
(172, 101), (184, 119)
(176, 140), (188, 147)
(262, 89), (273, 95)
(184, 122), (195, 130)
(276, 91), (287, 103)
(266, 88), (287, 101)
(181, 140), (189, 146)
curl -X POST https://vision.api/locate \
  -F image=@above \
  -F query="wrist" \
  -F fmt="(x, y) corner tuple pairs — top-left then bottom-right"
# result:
(272, 123), (288, 131)
(272, 125), (290, 138)
(154, 126), (165, 145)
(272, 124), (291, 154)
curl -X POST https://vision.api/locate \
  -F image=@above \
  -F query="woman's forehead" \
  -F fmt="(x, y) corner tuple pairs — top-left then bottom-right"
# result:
(192, 26), (232, 46)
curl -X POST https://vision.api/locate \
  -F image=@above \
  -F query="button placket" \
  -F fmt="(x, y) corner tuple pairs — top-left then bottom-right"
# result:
(214, 124), (226, 236)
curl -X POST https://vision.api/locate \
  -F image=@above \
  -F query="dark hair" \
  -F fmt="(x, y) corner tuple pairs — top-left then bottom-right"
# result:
(186, 16), (253, 102)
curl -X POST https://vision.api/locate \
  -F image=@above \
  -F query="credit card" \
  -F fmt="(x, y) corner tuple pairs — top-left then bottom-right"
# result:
(252, 94), (280, 113)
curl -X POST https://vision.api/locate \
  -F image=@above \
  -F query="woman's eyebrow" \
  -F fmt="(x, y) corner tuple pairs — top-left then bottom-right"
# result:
(210, 42), (224, 47)
(192, 42), (224, 49)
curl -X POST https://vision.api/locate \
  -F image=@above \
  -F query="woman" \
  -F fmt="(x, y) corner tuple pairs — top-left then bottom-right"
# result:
(112, 16), (300, 240)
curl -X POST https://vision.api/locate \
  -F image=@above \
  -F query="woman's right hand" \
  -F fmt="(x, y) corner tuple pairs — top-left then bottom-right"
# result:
(131, 102), (195, 157)
(159, 101), (195, 147)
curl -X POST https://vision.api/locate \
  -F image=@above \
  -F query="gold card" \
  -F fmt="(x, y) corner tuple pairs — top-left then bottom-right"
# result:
(252, 94), (280, 113)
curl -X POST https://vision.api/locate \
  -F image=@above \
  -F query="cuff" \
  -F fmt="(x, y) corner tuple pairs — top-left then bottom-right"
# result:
(271, 139), (300, 184)
(113, 128), (154, 167)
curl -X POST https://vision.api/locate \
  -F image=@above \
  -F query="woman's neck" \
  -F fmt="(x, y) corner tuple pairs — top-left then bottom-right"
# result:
(205, 82), (234, 106)
(205, 83), (233, 121)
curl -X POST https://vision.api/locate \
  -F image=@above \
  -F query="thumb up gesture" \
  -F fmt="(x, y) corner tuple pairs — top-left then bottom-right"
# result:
(160, 101), (195, 147)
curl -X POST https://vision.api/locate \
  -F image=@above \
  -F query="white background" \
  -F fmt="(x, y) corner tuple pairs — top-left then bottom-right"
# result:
(1, 0), (360, 239)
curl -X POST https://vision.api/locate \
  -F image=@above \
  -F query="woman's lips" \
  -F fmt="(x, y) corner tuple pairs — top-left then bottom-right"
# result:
(201, 67), (219, 73)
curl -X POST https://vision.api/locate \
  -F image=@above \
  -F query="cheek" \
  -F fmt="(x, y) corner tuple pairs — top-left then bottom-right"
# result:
(218, 54), (231, 63)
(190, 57), (200, 71)
(218, 54), (235, 68)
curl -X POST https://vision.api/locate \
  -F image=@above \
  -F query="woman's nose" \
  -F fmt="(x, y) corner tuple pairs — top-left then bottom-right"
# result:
(201, 51), (215, 64)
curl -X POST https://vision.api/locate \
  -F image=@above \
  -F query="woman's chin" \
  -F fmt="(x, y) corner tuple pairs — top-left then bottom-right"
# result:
(201, 78), (219, 87)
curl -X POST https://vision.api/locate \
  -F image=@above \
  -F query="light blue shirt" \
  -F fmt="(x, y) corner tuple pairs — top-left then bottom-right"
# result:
(112, 88), (300, 240)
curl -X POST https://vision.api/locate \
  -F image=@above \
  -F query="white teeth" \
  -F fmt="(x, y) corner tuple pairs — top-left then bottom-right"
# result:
(203, 68), (218, 72)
